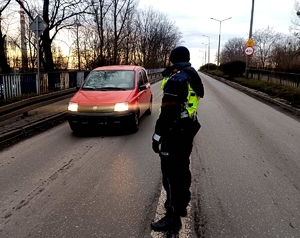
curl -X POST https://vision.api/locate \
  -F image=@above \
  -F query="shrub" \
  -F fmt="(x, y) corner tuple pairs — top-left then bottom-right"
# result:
(206, 69), (224, 77)
(199, 63), (217, 71)
(234, 77), (300, 107)
(219, 60), (246, 78)
(200, 70), (300, 108)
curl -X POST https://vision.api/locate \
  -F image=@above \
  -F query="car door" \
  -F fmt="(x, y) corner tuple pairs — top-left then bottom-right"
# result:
(137, 70), (149, 115)
(141, 69), (152, 109)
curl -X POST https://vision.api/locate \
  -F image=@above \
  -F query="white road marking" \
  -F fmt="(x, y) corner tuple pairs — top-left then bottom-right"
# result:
(150, 187), (193, 238)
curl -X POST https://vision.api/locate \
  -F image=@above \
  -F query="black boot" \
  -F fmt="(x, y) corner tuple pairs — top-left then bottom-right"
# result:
(151, 214), (182, 232)
(178, 207), (187, 217)
(164, 202), (187, 217)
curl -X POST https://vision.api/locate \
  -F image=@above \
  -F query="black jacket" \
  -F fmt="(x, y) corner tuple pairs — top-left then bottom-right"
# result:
(154, 62), (204, 139)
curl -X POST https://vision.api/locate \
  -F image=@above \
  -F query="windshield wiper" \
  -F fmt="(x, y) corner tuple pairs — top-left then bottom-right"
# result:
(101, 87), (126, 91)
(82, 86), (126, 91)
(82, 86), (96, 90)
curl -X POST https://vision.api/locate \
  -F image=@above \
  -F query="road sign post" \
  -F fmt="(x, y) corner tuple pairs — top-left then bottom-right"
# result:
(30, 16), (47, 95)
(30, 15), (47, 37)
(245, 36), (255, 79)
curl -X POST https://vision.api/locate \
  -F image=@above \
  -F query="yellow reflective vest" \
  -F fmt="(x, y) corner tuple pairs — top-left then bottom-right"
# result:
(160, 72), (200, 118)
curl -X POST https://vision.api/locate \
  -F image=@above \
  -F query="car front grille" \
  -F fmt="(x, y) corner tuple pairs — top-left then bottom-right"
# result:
(78, 105), (114, 113)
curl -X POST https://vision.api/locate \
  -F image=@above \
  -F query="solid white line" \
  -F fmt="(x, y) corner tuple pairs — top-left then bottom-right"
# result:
(150, 187), (193, 237)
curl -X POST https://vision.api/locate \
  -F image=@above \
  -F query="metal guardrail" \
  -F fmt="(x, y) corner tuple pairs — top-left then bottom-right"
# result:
(248, 69), (300, 88)
(148, 72), (163, 84)
(0, 72), (163, 122)
(0, 88), (77, 121)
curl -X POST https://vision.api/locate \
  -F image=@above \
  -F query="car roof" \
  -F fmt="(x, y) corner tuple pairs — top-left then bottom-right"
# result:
(92, 65), (144, 71)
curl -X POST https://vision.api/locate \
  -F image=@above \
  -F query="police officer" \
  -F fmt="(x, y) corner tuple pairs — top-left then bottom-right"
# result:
(151, 46), (204, 232)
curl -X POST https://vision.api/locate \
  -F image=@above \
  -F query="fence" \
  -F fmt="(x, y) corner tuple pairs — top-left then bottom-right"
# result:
(0, 71), (90, 100)
(248, 69), (300, 88)
(0, 69), (163, 101)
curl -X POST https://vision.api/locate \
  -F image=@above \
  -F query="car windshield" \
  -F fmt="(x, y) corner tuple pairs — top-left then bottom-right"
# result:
(82, 70), (135, 90)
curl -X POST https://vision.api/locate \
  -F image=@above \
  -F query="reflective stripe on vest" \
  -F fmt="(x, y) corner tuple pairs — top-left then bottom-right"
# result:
(161, 77), (168, 90)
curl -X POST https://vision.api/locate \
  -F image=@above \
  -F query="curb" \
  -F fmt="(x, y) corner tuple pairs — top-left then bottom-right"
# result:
(0, 112), (67, 147)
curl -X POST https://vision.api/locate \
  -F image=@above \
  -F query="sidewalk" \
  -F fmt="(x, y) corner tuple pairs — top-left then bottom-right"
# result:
(0, 98), (71, 147)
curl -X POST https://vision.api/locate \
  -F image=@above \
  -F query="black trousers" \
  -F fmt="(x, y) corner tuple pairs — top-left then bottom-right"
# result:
(160, 154), (191, 214)
(159, 118), (200, 215)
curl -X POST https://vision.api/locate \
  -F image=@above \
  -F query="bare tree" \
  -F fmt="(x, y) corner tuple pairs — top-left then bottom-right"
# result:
(0, 0), (12, 73)
(252, 26), (282, 68)
(159, 20), (182, 67)
(110, 0), (136, 64)
(134, 6), (181, 68)
(6, 8), (37, 72)
(52, 45), (69, 70)
(15, 0), (89, 72)
(272, 35), (300, 71)
(73, 25), (99, 70)
(220, 37), (246, 64)
(91, 0), (112, 66)
(289, 0), (300, 35)
(2, 0), (182, 72)
(119, 6), (137, 65)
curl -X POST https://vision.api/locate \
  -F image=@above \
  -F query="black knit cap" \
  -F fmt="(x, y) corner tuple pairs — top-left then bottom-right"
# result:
(169, 46), (190, 64)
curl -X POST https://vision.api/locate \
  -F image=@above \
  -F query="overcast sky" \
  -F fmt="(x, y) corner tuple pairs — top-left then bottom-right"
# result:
(138, 0), (298, 69)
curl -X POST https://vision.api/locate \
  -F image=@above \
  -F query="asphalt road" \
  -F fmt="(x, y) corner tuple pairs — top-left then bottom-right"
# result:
(191, 73), (300, 237)
(0, 83), (163, 238)
(1, 73), (300, 238)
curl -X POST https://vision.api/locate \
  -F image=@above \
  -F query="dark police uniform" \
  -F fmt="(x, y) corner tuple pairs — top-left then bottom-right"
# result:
(151, 46), (204, 232)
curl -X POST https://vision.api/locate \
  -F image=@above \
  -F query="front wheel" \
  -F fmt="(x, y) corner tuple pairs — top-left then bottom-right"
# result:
(129, 111), (139, 133)
(145, 97), (152, 115)
(69, 122), (82, 135)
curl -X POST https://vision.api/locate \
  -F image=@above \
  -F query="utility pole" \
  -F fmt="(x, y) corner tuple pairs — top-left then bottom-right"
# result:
(20, 0), (28, 72)
(245, 0), (255, 79)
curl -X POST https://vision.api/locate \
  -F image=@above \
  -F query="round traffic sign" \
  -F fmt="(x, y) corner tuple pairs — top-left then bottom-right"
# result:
(244, 46), (254, 56)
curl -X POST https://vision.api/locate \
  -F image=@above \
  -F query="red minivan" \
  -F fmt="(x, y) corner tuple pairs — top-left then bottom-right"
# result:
(67, 65), (152, 133)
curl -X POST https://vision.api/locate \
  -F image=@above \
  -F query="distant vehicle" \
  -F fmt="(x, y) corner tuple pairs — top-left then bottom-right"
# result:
(67, 65), (152, 133)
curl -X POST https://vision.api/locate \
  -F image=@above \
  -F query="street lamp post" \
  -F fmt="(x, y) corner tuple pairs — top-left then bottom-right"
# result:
(210, 17), (232, 66)
(203, 35), (210, 64)
(202, 43), (209, 65)
(202, 43), (209, 70)
(199, 50), (205, 66)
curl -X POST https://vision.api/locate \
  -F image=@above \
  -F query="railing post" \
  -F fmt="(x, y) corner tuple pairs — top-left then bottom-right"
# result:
(280, 73), (282, 84)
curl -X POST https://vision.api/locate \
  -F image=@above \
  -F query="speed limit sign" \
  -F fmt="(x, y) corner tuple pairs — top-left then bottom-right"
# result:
(244, 46), (254, 56)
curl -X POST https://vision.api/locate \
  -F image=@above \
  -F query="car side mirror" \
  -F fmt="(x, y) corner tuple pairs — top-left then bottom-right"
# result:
(139, 84), (146, 91)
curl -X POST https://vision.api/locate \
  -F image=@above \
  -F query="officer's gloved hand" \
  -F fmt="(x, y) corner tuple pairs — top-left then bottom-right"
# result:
(152, 133), (161, 154)
(152, 140), (161, 153)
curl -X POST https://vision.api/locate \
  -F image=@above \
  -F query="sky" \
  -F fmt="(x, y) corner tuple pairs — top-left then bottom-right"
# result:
(138, 0), (298, 69)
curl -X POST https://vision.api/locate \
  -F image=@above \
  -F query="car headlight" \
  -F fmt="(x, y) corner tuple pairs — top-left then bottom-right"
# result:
(68, 102), (78, 112)
(114, 102), (128, 111)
